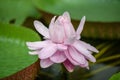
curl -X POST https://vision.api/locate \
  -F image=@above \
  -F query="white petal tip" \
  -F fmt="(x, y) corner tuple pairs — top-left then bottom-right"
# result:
(40, 59), (54, 68)
(26, 42), (33, 46)
(33, 20), (42, 29)
(34, 20), (39, 24)
(40, 64), (53, 68)
(33, 20), (40, 28)
(89, 57), (96, 63)
(68, 69), (74, 72)
(29, 51), (38, 55)
(86, 67), (89, 70)
(40, 65), (48, 68)
(93, 49), (99, 53)
(92, 49), (99, 53)
(81, 16), (86, 22)
(26, 42), (30, 46)
(92, 59), (96, 63)
(51, 16), (56, 21)
(82, 16), (86, 19)
(64, 11), (69, 14)
(96, 50), (99, 53)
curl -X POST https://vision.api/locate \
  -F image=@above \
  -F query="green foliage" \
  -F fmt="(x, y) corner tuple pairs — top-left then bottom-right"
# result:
(33, 0), (120, 22)
(0, 0), (120, 79)
(109, 72), (120, 80)
(0, 23), (40, 78)
(33, 0), (120, 39)
(0, 0), (40, 25)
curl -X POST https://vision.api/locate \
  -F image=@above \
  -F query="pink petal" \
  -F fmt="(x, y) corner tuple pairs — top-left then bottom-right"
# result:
(49, 16), (65, 43)
(76, 16), (86, 39)
(79, 41), (99, 53)
(38, 44), (57, 59)
(26, 40), (50, 50)
(79, 60), (89, 68)
(49, 16), (56, 40)
(63, 59), (74, 72)
(64, 50), (79, 65)
(64, 35), (76, 45)
(73, 40), (96, 62)
(50, 51), (67, 63)
(57, 44), (67, 51)
(49, 16), (56, 30)
(69, 47), (86, 64)
(49, 16), (56, 27)
(34, 20), (50, 38)
(62, 12), (76, 38)
(62, 12), (71, 21)
(40, 59), (54, 68)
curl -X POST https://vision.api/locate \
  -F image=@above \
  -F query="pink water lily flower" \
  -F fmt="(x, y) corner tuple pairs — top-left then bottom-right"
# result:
(26, 12), (99, 72)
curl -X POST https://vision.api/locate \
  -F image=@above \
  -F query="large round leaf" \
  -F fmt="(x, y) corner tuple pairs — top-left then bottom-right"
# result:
(0, 23), (40, 78)
(33, 0), (120, 22)
(0, 0), (40, 25)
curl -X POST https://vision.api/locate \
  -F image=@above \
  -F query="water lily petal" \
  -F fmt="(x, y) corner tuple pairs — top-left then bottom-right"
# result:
(76, 16), (86, 39)
(49, 16), (56, 41)
(73, 40), (96, 62)
(64, 50), (79, 65)
(26, 40), (51, 50)
(57, 44), (67, 50)
(62, 12), (76, 38)
(50, 51), (67, 63)
(69, 47), (86, 64)
(64, 35), (76, 45)
(54, 23), (65, 43)
(79, 60), (89, 68)
(28, 51), (39, 55)
(79, 41), (99, 53)
(63, 59), (74, 72)
(38, 44), (57, 59)
(49, 16), (56, 30)
(49, 16), (65, 43)
(62, 11), (71, 21)
(34, 20), (50, 38)
(49, 15), (56, 24)
(26, 12), (98, 72)
(40, 59), (54, 68)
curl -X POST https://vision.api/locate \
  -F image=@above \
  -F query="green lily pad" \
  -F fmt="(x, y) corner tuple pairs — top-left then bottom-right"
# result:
(109, 72), (120, 80)
(0, 0), (40, 25)
(0, 23), (40, 78)
(33, 0), (120, 22)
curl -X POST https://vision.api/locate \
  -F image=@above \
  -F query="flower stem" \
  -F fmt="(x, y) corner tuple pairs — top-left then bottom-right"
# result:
(96, 54), (120, 63)
(84, 60), (120, 78)
(96, 42), (109, 50)
(95, 43), (114, 59)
